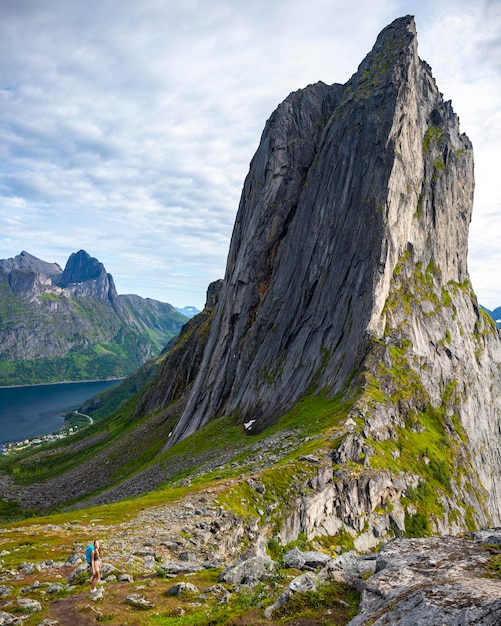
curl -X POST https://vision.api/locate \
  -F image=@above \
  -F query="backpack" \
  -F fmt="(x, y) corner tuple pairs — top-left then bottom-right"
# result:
(86, 545), (94, 565)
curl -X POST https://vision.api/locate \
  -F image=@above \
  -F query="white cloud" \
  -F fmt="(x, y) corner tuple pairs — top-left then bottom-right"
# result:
(0, 0), (499, 309)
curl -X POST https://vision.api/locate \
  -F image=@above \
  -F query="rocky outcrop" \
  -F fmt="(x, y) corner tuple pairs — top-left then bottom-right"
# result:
(162, 15), (501, 531)
(0, 250), (187, 385)
(349, 534), (501, 625)
(2, 485), (500, 625)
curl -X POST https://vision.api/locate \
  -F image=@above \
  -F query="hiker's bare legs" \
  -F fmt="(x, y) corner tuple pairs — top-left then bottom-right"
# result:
(90, 560), (101, 592)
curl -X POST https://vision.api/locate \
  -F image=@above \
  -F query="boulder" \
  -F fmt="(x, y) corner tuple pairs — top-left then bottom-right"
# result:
(283, 547), (306, 569)
(320, 551), (363, 585)
(473, 528), (501, 546)
(264, 572), (320, 618)
(157, 560), (202, 575)
(125, 593), (155, 610)
(283, 547), (331, 570)
(67, 563), (90, 584)
(118, 573), (134, 583)
(348, 536), (501, 625)
(100, 563), (118, 579)
(219, 556), (275, 585)
(0, 612), (16, 626)
(166, 582), (200, 597)
(64, 554), (83, 566)
(17, 597), (42, 612)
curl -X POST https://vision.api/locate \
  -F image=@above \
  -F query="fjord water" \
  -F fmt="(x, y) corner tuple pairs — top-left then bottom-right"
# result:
(0, 380), (121, 445)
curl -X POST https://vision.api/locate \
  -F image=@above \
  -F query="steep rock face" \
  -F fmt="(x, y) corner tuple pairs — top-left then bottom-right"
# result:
(136, 280), (222, 417)
(58, 249), (120, 305)
(167, 16), (501, 528)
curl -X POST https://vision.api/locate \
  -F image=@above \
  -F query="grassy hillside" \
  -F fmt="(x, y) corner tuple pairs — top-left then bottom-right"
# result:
(0, 287), (187, 386)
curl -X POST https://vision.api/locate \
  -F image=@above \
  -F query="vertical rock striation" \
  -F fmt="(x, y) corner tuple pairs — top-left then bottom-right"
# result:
(166, 17), (501, 528)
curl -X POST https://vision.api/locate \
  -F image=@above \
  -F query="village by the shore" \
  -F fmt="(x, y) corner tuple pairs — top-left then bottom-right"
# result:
(1, 410), (92, 455)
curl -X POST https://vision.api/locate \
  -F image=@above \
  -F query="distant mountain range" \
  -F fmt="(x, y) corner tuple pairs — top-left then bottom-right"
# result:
(175, 306), (200, 318)
(482, 306), (501, 329)
(0, 250), (188, 386)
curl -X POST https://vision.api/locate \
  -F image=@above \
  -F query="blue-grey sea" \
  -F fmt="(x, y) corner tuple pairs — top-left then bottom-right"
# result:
(0, 380), (121, 446)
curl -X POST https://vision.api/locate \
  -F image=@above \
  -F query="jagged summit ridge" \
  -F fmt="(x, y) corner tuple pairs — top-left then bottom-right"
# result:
(0, 250), (187, 385)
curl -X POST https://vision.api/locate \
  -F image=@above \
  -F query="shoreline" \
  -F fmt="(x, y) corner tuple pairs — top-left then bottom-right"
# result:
(0, 377), (125, 390)
(1, 409), (93, 453)
(0, 379), (124, 449)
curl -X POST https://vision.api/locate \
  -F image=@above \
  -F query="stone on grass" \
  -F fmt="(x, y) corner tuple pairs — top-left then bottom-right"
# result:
(125, 593), (155, 610)
(320, 551), (362, 585)
(118, 573), (134, 583)
(17, 597), (42, 612)
(91, 587), (104, 601)
(264, 572), (320, 619)
(167, 582), (200, 597)
(64, 554), (83, 566)
(17, 563), (34, 575)
(100, 563), (118, 579)
(0, 587), (11, 597)
(157, 560), (202, 575)
(204, 583), (227, 596)
(0, 612), (16, 626)
(67, 563), (90, 584)
(219, 556), (275, 585)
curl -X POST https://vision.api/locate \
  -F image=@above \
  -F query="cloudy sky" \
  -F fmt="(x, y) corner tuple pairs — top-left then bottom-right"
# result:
(0, 0), (499, 310)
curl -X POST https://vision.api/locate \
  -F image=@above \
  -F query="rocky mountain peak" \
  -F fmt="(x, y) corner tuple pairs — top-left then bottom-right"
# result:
(161, 16), (501, 528)
(60, 250), (106, 285)
(170, 14), (470, 438)
(0, 250), (187, 385)
(58, 249), (119, 303)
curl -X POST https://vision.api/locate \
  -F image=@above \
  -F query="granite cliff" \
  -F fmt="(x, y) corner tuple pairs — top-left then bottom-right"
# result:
(0, 250), (187, 385)
(160, 15), (501, 536)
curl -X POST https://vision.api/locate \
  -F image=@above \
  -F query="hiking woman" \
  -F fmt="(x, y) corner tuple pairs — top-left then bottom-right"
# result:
(88, 539), (102, 593)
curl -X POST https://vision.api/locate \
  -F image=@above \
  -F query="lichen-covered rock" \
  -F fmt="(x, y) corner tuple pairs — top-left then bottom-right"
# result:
(125, 593), (155, 610)
(16, 597), (42, 612)
(166, 582), (200, 597)
(264, 572), (321, 618)
(0, 612), (17, 626)
(219, 556), (275, 585)
(348, 535), (501, 625)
